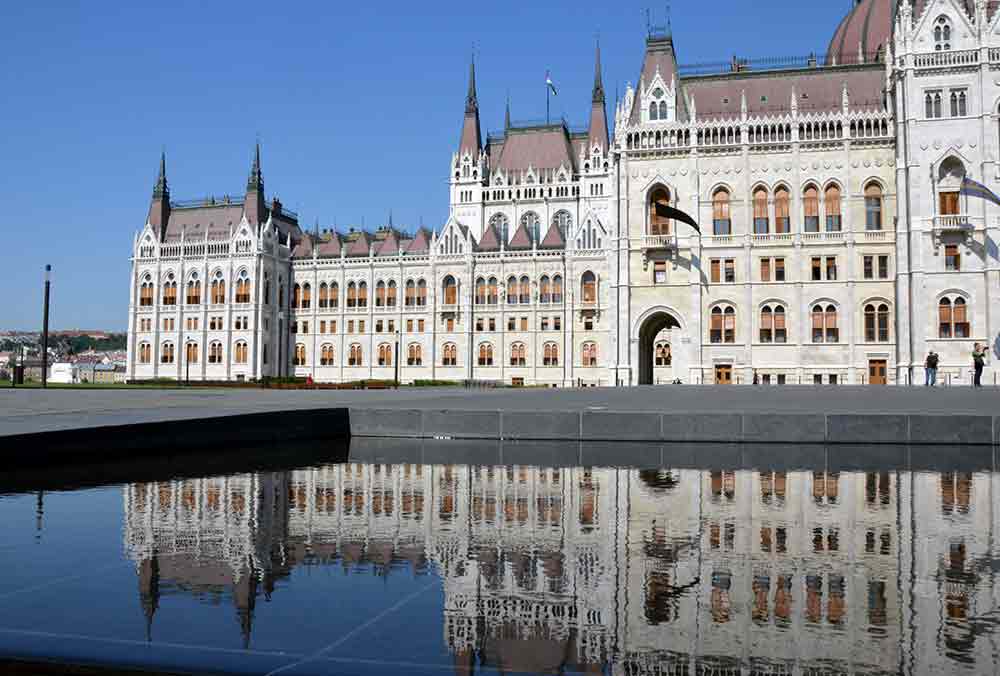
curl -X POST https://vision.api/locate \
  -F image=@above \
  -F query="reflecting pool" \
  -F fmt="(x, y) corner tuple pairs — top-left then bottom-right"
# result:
(0, 443), (997, 675)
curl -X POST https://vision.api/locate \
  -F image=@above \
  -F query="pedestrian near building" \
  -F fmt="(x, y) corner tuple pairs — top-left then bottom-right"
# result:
(972, 343), (986, 388)
(924, 350), (938, 387)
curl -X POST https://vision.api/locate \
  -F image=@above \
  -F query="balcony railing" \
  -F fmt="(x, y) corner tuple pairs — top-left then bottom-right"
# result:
(933, 215), (981, 231)
(914, 49), (979, 70)
(642, 235), (676, 250)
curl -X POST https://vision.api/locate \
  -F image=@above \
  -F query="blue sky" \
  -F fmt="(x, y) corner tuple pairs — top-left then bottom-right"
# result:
(0, 0), (848, 330)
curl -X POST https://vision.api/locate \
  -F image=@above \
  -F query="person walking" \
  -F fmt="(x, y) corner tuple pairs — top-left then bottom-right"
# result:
(972, 343), (986, 387)
(924, 350), (939, 387)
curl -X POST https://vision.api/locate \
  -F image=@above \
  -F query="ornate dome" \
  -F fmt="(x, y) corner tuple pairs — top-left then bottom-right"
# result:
(827, 0), (895, 65)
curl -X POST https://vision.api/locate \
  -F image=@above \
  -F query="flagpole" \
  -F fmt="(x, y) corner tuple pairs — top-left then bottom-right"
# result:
(546, 83), (550, 125)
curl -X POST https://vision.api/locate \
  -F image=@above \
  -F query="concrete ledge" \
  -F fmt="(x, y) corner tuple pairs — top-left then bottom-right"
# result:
(348, 408), (422, 437)
(502, 411), (581, 440)
(827, 415), (908, 444)
(421, 409), (501, 439)
(662, 414), (741, 442)
(742, 414), (826, 443)
(909, 415), (993, 445)
(581, 411), (661, 441)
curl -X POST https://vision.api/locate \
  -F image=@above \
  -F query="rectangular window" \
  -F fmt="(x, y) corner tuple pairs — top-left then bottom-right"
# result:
(521, 317), (528, 331)
(320, 320), (326, 334)
(774, 258), (785, 282)
(541, 317), (549, 331)
(508, 317), (516, 331)
(762, 374), (771, 385)
(330, 320), (337, 334)
(376, 320), (384, 333)
(826, 257), (837, 281)
(291, 322), (297, 334)
(761, 258), (771, 282)
(950, 88), (968, 117)
(812, 257), (822, 281)
(489, 318), (495, 332)
(710, 259), (721, 284)
(939, 191), (960, 215)
(407, 319), (414, 332)
(777, 374), (786, 385)
(878, 255), (889, 279)
(388, 320), (394, 333)
(926, 90), (943, 119)
(829, 374), (838, 385)
(553, 316), (561, 330)
(347, 321), (354, 334)
(584, 316), (594, 331)
(814, 374), (823, 385)
(476, 318), (484, 332)
(418, 319), (425, 332)
(358, 320), (365, 333)
(945, 244), (960, 271)
(863, 255), (874, 280)
(654, 261), (667, 284)
(724, 259), (735, 284)
(446, 317), (454, 332)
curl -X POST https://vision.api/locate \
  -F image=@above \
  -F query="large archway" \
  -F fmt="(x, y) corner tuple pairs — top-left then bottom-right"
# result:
(638, 311), (682, 385)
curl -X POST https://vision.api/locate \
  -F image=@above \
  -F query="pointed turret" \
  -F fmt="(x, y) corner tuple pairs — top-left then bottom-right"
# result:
(588, 41), (609, 153)
(505, 93), (511, 131)
(147, 152), (170, 238)
(458, 56), (482, 158)
(244, 143), (266, 225)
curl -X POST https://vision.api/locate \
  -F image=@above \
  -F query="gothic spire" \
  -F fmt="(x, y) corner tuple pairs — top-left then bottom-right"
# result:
(465, 54), (478, 114)
(458, 54), (482, 158)
(592, 39), (605, 104)
(505, 92), (511, 130)
(247, 142), (263, 192)
(153, 151), (168, 199)
(587, 41), (609, 153)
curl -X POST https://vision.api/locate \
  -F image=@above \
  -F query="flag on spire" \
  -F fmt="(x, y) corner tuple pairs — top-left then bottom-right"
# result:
(545, 71), (558, 96)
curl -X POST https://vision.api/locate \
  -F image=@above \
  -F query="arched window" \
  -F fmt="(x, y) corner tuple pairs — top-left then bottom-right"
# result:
(543, 342), (559, 366)
(581, 271), (597, 304)
(654, 341), (672, 366)
(475, 277), (486, 305)
(552, 275), (563, 304)
(934, 16), (951, 51)
(649, 101), (658, 121)
(417, 279), (427, 306)
(774, 186), (790, 233)
(939, 296), (970, 338)
(410, 343), (425, 366)
(803, 184), (820, 232)
(235, 272), (251, 304)
(520, 211), (540, 243)
(138, 342), (151, 364)
(519, 276), (531, 304)
(320, 344), (335, 366)
(293, 343), (305, 366)
(405, 280), (416, 307)
(263, 273), (271, 306)
(865, 183), (883, 230)
(329, 282), (339, 308)
(864, 303), (891, 342)
(357, 281), (367, 308)
(185, 341), (198, 364)
(346, 282), (357, 308)
(349, 344), (363, 366)
(926, 92), (934, 119)
(378, 343), (392, 367)
(302, 282), (312, 309)
(507, 276), (518, 305)
(235, 341), (248, 364)
(489, 213), (510, 243)
(442, 275), (458, 305)
(658, 100), (667, 119)
(649, 187), (671, 236)
(582, 342), (598, 367)
(208, 341), (223, 364)
(712, 188), (731, 235)
(186, 276), (201, 305)
(162, 276), (177, 305)
(487, 277), (498, 305)
(293, 283), (303, 309)
(160, 341), (175, 364)
(376, 280), (386, 307)
(477, 343), (493, 367)
(934, 92), (942, 119)
(387, 280), (397, 307)
(710, 306), (736, 343)
(938, 157), (965, 215)
(319, 282), (329, 308)
(812, 304), (839, 343)
(552, 210), (572, 237)
(509, 342), (526, 367)
(760, 305), (787, 343)
(539, 276), (551, 304)
(753, 187), (769, 234)
(824, 184), (842, 232)
(139, 275), (154, 307)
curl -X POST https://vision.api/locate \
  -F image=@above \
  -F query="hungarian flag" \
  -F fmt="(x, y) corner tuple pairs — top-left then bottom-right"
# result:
(655, 202), (701, 234)
(960, 176), (1000, 207)
(545, 71), (558, 96)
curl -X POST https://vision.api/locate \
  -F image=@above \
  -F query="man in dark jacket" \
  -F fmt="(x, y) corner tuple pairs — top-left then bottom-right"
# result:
(925, 351), (938, 387)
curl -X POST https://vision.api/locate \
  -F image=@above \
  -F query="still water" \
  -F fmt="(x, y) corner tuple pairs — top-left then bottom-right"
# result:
(0, 444), (998, 675)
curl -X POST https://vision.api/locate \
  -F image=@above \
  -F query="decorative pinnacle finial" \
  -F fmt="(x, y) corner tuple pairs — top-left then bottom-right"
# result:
(153, 150), (168, 198)
(247, 142), (263, 191)
(465, 52), (478, 114)
(505, 91), (511, 129)
(593, 37), (605, 103)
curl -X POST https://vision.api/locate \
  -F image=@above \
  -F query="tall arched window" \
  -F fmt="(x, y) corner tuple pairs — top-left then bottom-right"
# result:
(293, 283), (303, 309)
(405, 280), (416, 307)
(410, 343), (425, 366)
(329, 282), (339, 308)
(552, 211), (572, 237)
(442, 275), (457, 305)
(489, 213), (509, 243)
(812, 305), (839, 343)
(934, 16), (951, 51)
(774, 186), (790, 233)
(357, 281), (367, 308)
(185, 341), (199, 364)
(160, 341), (175, 364)
(658, 101), (667, 119)
(824, 184), (842, 232)
(319, 282), (329, 308)
(939, 296), (970, 338)
(864, 303), (891, 342)
(865, 183), (883, 230)
(487, 277), (498, 305)
(162, 276), (177, 305)
(186, 276), (201, 305)
(349, 344), (363, 366)
(139, 275), (154, 307)
(655, 341), (672, 366)
(475, 277), (486, 305)
(138, 342), (151, 364)
(926, 92), (934, 119)
(294, 343), (305, 366)
(760, 305), (787, 343)
(376, 280), (386, 307)
(507, 276), (518, 305)
(539, 276), (551, 304)
(520, 211), (540, 243)
(346, 282), (357, 308)
(753, 187), (769, 234)
(543, 342), (559, 366)
(477, 343), (493, 366)
(301, 282), (311, 309)
(803, 184), (820, 232)
(712, 188), (731, 235)
(235, 341), (248, 364)
(417, 279), (427, 306)
(552, 275), (564, 304)
(208, 341), (223, 364)
(649, 101), (659, 121)
(581, 271), (597, 304)
(519, 276), (531, 304)
(378, 343), (392, 366)
(320, 344), (334, 366)
(235, 272), (251, 304)
(710, 306), (736, 343)
(509, 342), (526, 367)
(387, 281), (397, 307)
(649, 187), (671, 236)
(582, 342), (598, 367)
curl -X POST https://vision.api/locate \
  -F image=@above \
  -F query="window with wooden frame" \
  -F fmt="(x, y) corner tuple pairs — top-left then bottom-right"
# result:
(509, 342), (526, 366)
(487, 277), (499, 305)
(138, 342), (151, 364)
(442, 275), (458, 305)
(865, 183), (883, 230)
(186, 279), (201, 305)
(812, 257), (822, 281)
(445, 317), (455, 332)
(347, 320), (353, 334)
(939, 191), (960, 215)
(417, 280), (427, 306)
(803, 184), (820, 232)
(320, 344), (334, 366)
(520, 317), (528, 331)
(348, 344), (363, 366)
(543, 342), (559, 366)
(582, 342), (598, 367)
(760, 305), (787, 343)
(347, 282), (357, 308)
(774, 186), (790, 233)
(654, 261), (667, 284)
(864, 303), (891, 342)
(878, 255), (889, 279)
(235, 274), (251, 304)
(519, 276), (531, 304)
(377, 344), (392, 367)
(475, 343), (491, 366)
(539, 276), (551, 303)
(649, 186), (671, 236)
(824, 184), (841, 232)
(710, 259), (721, 283)
(506, 276), (518, 305)
(710, 306), (736, 343)
(139, 278), (154, 307)
(581, 271), (597, 303)
(551, 275), (563, 304)
(410, 343), (425, 366)
(939, 297), (969, 338)
(234, 341), (248, 364)
(553, 316), (561, 331)
(944, 244), (960, 271)
(760, 258), (771, 282)
(826, 257), (837, 281)
(208, 341), (223, 364)
(405, 280), (416, 307)
(753, 187), (769, 234)
(863, 255), (874, 279)
(724, 259), (736, 283)
(712, 188), (731, 235)
(160, 342), (175, 364)
(376, 280), (387, 307)
(475, 277), (487, 305)
(811, 304), (839, 343)
(654, 341), (671, 366)
(386, 281), (397, 307)
(489, 318), (496, 331)
(357, 282), (368, 308)
(774, 258), (785, 281)
(162, 279), (177, 306)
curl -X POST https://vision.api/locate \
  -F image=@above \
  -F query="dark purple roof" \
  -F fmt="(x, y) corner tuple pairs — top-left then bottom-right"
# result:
(161, 204), (244, 242)
(406, 228), (431, 254)
(507, 222), (532, 250)
(477, 223), (501, 251)
(629, 35), (682, 124)
(494, 126), (576, 175)
(539, 221), (566, 250)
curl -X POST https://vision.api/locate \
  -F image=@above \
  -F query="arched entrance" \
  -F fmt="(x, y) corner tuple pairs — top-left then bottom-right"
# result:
(638, 311), (682, 385)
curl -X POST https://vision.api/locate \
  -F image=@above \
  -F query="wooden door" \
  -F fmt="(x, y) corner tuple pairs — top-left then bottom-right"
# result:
(715, 364), (733, 385)
(868, 360), (887, 385)
(939, 191), (960, 215)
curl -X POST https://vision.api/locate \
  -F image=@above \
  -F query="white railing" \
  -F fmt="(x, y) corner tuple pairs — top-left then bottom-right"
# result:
(933, 215), (982, 230)
(990, 47), (1000, 64)
(642, 235), (676, 249)
(703, 234), (736, 246)
(914, 49), (978, 70)
(751, 233), (793, 245)
(802, 231), (845, 243)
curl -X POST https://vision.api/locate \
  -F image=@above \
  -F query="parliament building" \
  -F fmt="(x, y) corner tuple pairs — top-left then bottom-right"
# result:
(127, 0), (1000, 386)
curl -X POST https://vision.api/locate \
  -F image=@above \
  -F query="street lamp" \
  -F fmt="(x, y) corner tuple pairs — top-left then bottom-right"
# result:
(394, 330), (400, 389)
(41, 265), (51, 389)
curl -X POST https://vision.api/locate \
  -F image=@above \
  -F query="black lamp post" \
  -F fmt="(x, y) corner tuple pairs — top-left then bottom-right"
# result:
(41, 265), (51, 389)
(394, 330), (400, 389)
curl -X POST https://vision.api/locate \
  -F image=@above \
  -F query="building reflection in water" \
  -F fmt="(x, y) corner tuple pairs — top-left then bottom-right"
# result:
(122, 464), (999, 673)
